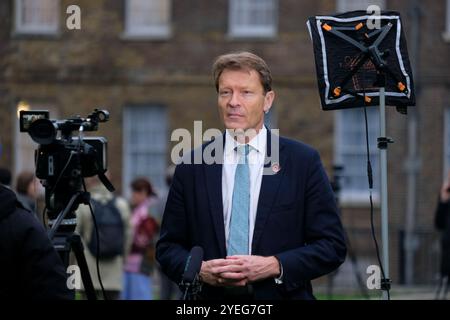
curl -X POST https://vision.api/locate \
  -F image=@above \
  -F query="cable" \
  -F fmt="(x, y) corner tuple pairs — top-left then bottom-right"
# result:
(82, 178), (108, 300)
(42, 206), (47, 227)
(48, 151), (74, 197)
(38, 152), (74, 228)
(33, 147), (48, 228)
(37, 127), (80, 227)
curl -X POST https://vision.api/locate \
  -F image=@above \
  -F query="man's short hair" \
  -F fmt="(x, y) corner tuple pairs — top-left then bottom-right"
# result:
(212, 51), (272, 93)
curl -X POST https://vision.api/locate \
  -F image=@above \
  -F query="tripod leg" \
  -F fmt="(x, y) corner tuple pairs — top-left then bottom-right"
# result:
(70, 233), (97, 300)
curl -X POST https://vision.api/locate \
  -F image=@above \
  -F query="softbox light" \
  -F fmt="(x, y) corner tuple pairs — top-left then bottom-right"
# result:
(307, 10), (415, 110)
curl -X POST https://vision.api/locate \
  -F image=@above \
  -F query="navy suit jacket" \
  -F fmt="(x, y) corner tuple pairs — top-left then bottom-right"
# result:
(156, 131), (347, 300)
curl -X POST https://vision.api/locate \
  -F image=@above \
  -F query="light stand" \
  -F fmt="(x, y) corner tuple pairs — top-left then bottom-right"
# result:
(377, 84), (393, 299)
(307, 10), (416, 300)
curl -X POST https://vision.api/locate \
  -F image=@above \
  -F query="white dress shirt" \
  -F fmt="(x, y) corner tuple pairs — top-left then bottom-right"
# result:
(222, 127), (267, 255)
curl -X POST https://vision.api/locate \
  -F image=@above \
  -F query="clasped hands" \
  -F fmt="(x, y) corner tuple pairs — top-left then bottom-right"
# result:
(199, 255), (280, 287)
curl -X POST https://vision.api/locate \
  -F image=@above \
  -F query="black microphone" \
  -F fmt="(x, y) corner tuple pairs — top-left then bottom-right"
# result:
(181, 246), (204, 300)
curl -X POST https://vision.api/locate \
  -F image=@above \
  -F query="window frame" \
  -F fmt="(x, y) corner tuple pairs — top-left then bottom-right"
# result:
(444, 108), (450, 179)
(228, 0), (278, 39)
(122, 0), (172, 40)
(336, 0), (386, 13)
(122, 105), (168, 199)
(334, 108), (381, 206)
(14, 0), (59, 35)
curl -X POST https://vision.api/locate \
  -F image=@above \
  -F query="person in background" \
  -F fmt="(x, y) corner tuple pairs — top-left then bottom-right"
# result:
(435, 171), (450, 299)
(15, 171), (39, 213)
(122, 177), (160, 300)
(76, 176), (132, 300)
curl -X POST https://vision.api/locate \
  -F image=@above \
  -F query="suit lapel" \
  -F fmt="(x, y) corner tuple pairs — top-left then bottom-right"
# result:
(203, 131), (287, 256)
(204, 135), (227, 257)
(252, 131), (287, 253)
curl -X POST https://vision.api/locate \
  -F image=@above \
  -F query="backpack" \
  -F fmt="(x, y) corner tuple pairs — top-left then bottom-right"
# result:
(87, 198), (125, 259)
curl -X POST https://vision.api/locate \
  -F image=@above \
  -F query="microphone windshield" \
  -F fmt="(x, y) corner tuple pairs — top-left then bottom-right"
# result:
(183, 246), (204, 283)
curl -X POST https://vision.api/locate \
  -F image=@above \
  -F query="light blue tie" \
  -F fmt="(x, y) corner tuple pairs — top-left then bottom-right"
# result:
(227, 144), (250, 256)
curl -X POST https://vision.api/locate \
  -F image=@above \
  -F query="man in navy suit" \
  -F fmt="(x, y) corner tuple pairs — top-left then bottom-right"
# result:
(156, 52), (346, 300)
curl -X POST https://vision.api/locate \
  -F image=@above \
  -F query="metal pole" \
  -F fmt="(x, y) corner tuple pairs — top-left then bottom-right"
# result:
(379, 87), (390, 300)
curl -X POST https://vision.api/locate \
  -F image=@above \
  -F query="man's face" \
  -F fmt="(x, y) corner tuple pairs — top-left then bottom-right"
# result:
(217, 69), (274, 132)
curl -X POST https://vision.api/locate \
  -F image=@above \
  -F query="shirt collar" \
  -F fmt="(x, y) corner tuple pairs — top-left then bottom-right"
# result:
(225, 126), (267, 157)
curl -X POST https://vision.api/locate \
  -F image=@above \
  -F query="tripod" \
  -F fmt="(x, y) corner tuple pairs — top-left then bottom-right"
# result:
(48, 191), (97, 300)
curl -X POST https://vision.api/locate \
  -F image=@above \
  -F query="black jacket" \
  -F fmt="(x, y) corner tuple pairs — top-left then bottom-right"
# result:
(435, 199), (450, 276)
(157, 134), (346, 299)
(0, 185), (73, 299)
